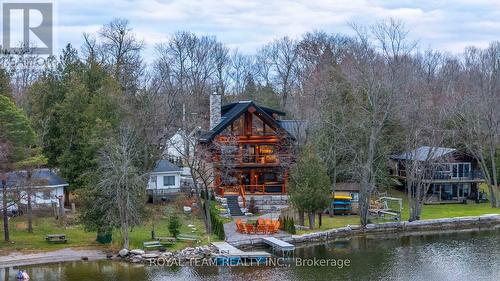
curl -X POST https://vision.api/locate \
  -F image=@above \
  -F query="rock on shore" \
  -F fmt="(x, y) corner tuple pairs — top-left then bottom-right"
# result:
(117, 245), (219, 265)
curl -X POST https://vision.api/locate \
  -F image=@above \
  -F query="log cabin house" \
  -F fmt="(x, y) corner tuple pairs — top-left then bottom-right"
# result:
(389, 146), (486, 204)
(199, 93), (300, 214)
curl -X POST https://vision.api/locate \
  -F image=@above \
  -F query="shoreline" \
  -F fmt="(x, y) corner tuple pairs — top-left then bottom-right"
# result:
(0, 248), (108, 269)
(1, 214), (499, 268)
(231, 214), (500, 248)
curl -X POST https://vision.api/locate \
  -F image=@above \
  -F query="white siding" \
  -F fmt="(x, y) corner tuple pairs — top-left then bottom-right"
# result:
(147, 172), (181, 190)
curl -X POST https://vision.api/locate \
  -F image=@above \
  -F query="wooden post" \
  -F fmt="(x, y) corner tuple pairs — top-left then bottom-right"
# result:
(71, 202), (76, 213)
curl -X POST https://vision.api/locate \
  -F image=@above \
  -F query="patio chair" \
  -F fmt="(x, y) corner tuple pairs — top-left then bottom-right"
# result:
(236, 221), (247, 234)
(256, 224), (267, 234)
(269, 221), (280, 234)
(245, 224), (256, 234)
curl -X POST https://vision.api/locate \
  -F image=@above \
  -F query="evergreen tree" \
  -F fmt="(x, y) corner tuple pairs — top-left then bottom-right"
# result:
(288, 145), (331, 229)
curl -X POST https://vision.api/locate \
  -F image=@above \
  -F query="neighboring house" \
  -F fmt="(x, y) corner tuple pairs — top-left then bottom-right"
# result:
(389, 146), (486, 203)
(165, 129), (195, 161)
(199, 93), (301, 213)
(334, 182), (360, 214)
(147, 159), (182, 202)
(0, 169), (68, 208)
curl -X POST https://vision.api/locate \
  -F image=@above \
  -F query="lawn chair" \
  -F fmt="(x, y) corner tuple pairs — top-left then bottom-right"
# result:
(245, 224), (255, 234)
(256, 224), (267, 234)
(269, 221), (280, 234)
(236, 221), (247, 234)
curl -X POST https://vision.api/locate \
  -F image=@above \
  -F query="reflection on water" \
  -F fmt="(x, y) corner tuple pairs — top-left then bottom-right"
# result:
(2, 229), (499, 281)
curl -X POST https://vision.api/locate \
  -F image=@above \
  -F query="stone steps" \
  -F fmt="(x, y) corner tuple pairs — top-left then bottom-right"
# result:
(225, 196), (244, 216)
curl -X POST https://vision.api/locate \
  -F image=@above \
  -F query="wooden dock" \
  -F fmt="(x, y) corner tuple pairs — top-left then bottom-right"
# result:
(211, 242), (271, 259)
(262, 237), (295, 256)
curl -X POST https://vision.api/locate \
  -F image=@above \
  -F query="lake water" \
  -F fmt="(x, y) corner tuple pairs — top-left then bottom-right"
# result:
(2, 229), (499, 281)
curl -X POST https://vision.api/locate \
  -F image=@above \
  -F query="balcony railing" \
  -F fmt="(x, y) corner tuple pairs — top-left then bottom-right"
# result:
(432, 170), (484, 180)
(396, 170), (485, 180)
(219, 153), (281, 165)
(220, 184), (285, 195)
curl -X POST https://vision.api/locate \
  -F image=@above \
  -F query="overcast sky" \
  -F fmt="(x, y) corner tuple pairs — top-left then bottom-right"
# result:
(47, 0), (500, 61)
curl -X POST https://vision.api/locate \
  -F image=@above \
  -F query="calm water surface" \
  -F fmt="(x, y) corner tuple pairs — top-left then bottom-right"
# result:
(2, 229), (499, 281)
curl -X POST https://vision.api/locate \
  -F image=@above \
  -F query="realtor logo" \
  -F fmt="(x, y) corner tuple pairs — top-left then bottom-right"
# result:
(2, 2), (53, 55)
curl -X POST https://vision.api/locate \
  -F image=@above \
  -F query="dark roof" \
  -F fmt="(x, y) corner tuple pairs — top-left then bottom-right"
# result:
(152, 160), (182, 173)
(335, 182), (360, 191)
(200, 101), (294, 142)
(391, 146), (456, 161)
(278, 120), (307, 141)
(0, 169), (68, 188)
(222, 102), (286, 116)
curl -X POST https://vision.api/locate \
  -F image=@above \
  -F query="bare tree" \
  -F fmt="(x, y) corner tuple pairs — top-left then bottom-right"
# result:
(454, 44), (500, 207)
(98, 18), (145, 95)
(339, 19), (416, 226)
(95, 125), (146, 249)
(261, 37), (299, 108)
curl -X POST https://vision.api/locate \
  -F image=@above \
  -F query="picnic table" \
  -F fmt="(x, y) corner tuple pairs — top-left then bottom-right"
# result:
(143, 241), (162, 249)
(156, 236), (176, 245)
(177, 234), (200, 243)
(45, 234), (67, 243)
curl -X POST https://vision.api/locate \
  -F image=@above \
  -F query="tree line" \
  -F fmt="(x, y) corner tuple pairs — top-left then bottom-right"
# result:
(1, 18), (499, 243)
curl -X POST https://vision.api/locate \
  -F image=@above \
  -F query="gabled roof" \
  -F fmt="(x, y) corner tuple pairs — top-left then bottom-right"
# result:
(0, 169), (68, 188)
(200, 101), (294, 142)
(391, 146), (457, 161)
(222, 101), (286, 116)
(151, 160), (182, 173)
(278, 120), (307, 141)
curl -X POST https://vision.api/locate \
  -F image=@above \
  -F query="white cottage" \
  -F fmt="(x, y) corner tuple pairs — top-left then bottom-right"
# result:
(147, 160), (182, 201)
(0, 169), (69, 210)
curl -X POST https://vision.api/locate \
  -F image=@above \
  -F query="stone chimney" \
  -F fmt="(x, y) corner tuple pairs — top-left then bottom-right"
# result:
(210, 92), (221, 130)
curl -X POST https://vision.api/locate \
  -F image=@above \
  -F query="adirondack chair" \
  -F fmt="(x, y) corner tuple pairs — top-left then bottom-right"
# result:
(257, 218), (265, 225)
(236, 221), (247, 233)
(269, 221), (279, 234)
(256, 224), (267, 234)
(245, 224), (256, 234)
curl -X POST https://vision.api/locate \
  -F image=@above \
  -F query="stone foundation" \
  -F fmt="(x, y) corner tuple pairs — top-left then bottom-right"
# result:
(244, 195), (289, 213)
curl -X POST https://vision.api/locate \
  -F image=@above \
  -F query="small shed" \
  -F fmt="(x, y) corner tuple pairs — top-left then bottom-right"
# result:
(334, 183), (360, 214)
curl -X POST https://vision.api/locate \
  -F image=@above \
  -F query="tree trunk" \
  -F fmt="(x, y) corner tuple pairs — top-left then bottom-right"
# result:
(203, 186), (212, 234)
(308, 212), (315, 230)
(318, 212), (322, 228)
(298, 211), (305, 226)
(488, 146), (499, 208)
(27, 170), (33, 232)
(122, 222), (129, 249)
(27, 189), (32, 233)
(58, 196), (65, 219)
(2, 179), (9, 242)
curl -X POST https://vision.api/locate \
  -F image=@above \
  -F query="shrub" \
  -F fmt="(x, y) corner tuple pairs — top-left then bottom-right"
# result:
(168, 215), (181, 238)
(209, 203), (226, 240)
(248, 197), (258, 214)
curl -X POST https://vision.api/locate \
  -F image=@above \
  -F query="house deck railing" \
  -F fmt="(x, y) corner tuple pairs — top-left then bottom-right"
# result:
(218, 184), (285, 196)
(396, 170), (484, 181)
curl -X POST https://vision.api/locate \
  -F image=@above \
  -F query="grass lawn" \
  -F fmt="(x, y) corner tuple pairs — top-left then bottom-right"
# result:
(0, 204), (219, 254)
(295, 187), (499, 234)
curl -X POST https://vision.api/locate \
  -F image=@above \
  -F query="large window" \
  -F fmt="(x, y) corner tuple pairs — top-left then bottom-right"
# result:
(163, 176), (176, 187)
(451, 163), (471, 179)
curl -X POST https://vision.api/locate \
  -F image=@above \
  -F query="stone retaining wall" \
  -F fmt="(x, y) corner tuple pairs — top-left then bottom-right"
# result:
(231, 214), (500, 248)
(244, 195), (289, 213)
